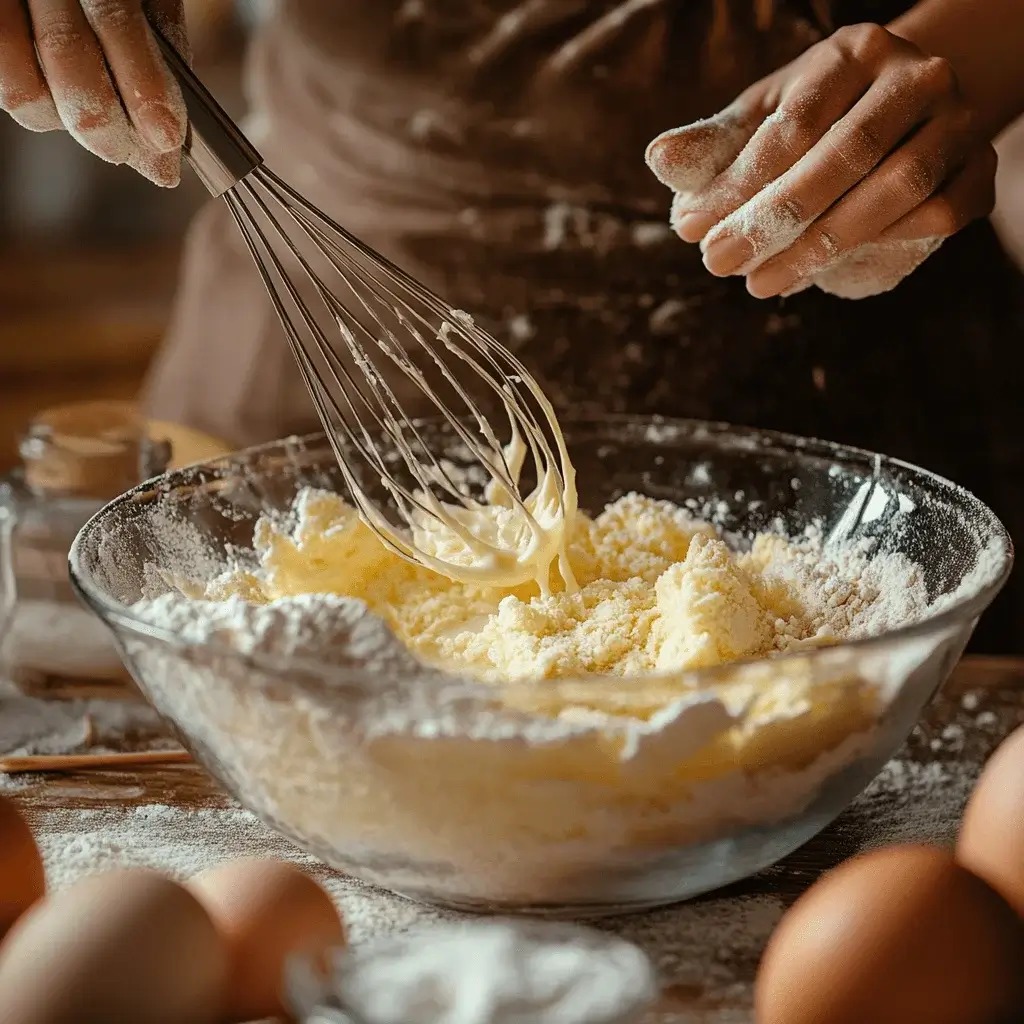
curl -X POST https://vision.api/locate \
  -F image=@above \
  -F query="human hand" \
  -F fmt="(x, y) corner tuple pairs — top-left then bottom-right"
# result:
(0, 0), (190, 187)
(645, 23), (996, 299)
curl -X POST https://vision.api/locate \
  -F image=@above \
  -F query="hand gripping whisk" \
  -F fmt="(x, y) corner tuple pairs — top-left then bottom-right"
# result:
(156, 37), (577, 592)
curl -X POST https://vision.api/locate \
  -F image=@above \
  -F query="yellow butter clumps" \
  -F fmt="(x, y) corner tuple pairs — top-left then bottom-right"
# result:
(215, 488), (864, 684)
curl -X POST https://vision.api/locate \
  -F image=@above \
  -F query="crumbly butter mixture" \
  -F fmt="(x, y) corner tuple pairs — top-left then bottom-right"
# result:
(206, 488), (902, 685)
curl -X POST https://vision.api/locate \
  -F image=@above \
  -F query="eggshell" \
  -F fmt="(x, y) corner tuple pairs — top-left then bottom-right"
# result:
(755, 844), (1024, 1024)
(187, 858), (345, 1022)
(0, 794), (45, 938)
(958, 723), (1024, 916)
(0, 868), (226, 1023)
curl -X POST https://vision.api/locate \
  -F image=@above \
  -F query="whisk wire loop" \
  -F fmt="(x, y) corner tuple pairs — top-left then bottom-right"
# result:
(159, 32), (577, 588)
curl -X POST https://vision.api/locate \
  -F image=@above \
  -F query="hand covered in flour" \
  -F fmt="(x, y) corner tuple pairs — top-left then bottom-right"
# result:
(646, 23), (996, 299)
(0, 0), (190, 187)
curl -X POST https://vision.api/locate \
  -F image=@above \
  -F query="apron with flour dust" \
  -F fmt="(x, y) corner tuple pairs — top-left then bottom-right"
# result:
(143, 0), (1024, 651)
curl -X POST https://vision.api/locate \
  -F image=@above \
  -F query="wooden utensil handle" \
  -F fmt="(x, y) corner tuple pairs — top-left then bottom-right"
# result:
(0, 750), (192, 774)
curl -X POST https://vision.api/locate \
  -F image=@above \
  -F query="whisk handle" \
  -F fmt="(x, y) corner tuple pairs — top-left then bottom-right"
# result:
(153, 29), (264, 198)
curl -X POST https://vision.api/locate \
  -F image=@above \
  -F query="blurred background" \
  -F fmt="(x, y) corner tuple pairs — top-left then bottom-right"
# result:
(0, 0), (255, 470)
(2, 0), (1024, 473)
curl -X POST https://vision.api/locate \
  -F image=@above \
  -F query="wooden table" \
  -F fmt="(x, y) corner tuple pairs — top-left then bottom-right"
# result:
(6, 656), (1024, 1023)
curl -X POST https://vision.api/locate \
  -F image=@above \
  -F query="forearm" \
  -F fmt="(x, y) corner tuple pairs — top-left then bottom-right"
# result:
(890, 0), (1024, 140)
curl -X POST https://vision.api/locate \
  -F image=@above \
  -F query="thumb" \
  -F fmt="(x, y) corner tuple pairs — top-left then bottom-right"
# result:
(645, 105), (758, 198)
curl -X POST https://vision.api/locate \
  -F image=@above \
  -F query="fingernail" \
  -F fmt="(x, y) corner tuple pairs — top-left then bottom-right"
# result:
(702, 234), (753, 276)
(645, 136), (673, 180)
(137, 101), (186, 153)
(128, 147), (182, 188)
(780, 278), (812, 298)
(746, 265), (798, 298)
(6, 96), (63, 133)
(673, 210), (717, 243)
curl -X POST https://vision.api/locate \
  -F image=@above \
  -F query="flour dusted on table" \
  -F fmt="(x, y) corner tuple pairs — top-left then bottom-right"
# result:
(0, 688), (172, 777)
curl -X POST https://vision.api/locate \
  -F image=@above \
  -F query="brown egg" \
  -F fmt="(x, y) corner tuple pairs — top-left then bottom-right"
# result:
(0, 868), (226, 1023)
(958, 723), (1024, 917)
(755, 844), (1024, 1024)
(0, 794), (45, 938)
(187, 858), (345, 1022)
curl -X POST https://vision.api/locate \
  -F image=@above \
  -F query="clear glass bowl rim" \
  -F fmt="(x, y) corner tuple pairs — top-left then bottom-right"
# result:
(67, 414), (1015, 689)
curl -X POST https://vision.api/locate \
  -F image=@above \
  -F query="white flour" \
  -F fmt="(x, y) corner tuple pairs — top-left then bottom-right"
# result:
(811, 237), (946, 299)
(645, 112), (754, 199)
(647, 110), (948, 298)
(0, 688), (171, 769)
(1, 93), (62, 133)
(698, 178), (812, 275)
(297, 922), (658, 1024)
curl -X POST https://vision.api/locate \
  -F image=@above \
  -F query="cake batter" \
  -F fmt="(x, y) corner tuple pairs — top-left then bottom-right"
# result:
(201, 487), (928, 693)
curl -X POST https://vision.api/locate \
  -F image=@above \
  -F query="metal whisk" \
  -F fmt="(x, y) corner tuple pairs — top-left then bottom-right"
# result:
(156, 37), (577, 590)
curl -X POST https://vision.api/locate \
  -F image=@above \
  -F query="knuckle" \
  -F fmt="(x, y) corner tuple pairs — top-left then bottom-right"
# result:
(925, 197), (961, 237)
(896, 152), (943, 200)
(811, 225), (842, 259)
(915, 55), (958, 96)
(842, 119), (887, 169)
(942, 105), (981, 150)
(834, 22), (892, 61)
(32, 12), (82, 55)
(773, 103), (823, 155)
(777, 193), (808, 227)
(949, 104), (977, 136)
(79, 0), (132, 29)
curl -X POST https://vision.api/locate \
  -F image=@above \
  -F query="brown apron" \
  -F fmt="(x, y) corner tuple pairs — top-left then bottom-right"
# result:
(142, 0), (1024, 652)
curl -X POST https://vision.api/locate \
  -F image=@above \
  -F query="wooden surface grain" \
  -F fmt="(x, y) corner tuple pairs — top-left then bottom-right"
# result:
(5, 655), (1024, 1022)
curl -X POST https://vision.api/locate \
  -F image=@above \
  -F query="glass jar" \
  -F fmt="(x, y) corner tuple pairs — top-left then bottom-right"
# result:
(0, 400), (170, 685)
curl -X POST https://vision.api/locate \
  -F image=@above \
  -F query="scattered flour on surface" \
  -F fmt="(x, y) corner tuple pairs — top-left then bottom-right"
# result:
(22, 719), (983, 1022)
(8, 671), (1012, 1023)
(0, 687), (172, 766)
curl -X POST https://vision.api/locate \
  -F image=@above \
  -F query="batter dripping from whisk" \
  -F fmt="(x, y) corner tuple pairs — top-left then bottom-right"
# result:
(406, 418), (579, 595)
(361, 315), (579, 594)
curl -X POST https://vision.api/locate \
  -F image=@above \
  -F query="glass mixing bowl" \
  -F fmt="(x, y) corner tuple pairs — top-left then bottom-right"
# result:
(68, 417), (1012, 916)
